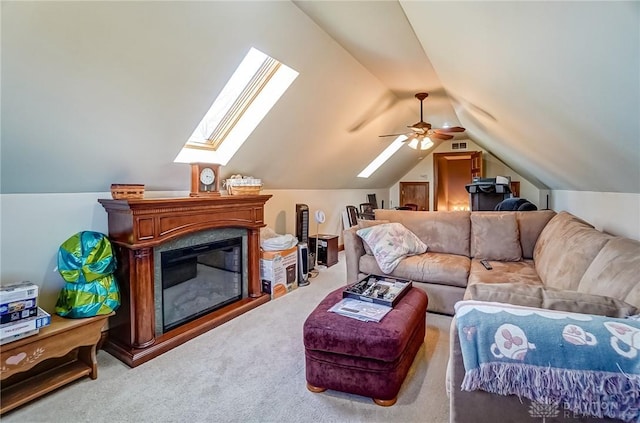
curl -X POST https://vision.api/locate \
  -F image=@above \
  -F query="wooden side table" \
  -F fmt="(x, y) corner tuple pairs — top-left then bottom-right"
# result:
(1, 313), (111, 415)
(309, 234), (339, 268)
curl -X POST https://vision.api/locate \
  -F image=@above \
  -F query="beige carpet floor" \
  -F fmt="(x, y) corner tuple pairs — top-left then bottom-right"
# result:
(2, 252), (452, 423)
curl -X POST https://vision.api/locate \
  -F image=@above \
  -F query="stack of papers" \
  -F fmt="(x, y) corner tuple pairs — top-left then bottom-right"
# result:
(328, 298), (392, 322)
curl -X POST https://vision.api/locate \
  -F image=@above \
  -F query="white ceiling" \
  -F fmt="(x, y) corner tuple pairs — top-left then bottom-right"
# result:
(1, 1), (638, 194)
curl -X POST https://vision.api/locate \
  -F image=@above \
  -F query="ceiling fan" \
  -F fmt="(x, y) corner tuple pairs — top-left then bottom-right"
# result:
(379, 92), (465, 150)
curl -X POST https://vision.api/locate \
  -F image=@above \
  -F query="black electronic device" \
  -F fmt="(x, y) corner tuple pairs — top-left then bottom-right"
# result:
(296, 204), (309, 244)
(480, 260), (493, 270)
(297, 242), (310, 286)
(308, 234), (339, 268)
(466, 178), (512, 211)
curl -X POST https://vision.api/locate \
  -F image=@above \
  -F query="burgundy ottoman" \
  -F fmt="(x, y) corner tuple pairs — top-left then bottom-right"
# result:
(303, 286), (428, 406)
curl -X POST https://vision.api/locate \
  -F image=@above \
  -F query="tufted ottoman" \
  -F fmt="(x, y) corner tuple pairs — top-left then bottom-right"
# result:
(303, 286), (428, 406)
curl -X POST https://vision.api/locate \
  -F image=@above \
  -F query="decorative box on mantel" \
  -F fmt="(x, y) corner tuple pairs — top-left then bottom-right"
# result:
(98, 195), (272, 367)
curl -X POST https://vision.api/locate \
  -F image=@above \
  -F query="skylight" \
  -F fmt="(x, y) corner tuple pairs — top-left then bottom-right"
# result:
(357, 135), (407, 178)
(174, 48), (299, 165)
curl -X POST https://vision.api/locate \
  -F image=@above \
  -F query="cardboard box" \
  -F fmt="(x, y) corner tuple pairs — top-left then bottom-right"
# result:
(0, 297), (37, 316)
(0, 282), (39, 312)
(0, 307), (51, 339)
(0, 328), (39, 345)
(0, 306), (38, 324)
(260, 246), (298, 299)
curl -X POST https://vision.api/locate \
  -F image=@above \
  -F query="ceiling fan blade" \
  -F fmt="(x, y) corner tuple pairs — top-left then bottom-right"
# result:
(378, 133), (407, 138)
(431, 133), (454, 141)
(434, 126), (465, 133)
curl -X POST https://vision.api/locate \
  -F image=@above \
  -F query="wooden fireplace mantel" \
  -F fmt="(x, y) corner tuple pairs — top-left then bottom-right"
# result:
(98, 195), (272, 367)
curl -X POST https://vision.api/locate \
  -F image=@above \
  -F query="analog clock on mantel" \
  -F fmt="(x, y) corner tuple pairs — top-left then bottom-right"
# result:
(190, 163), (221, 197)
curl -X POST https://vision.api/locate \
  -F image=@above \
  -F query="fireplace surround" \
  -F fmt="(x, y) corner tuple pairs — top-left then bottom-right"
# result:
(98, 195), (271, 367)
(155, 229), (247, 334)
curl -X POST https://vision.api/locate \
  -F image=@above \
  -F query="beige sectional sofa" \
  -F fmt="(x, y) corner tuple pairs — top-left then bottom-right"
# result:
(344, 209), (640, 423)
(344, 209), (639, 315)
(344, 209), (557, 314)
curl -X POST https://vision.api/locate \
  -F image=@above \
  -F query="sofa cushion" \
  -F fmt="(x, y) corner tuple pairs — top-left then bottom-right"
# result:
(578, 237), (640, 309)
(359, 252), (470, 288)
(467, 259), (542, 288)
(356, 222), (427, 274)
(466, 283), (638, 317)
(533, 211), (613, 290)
(375, 210), (470, 256)
(515, 210), (556, 259)
(471, 212), (522, 261)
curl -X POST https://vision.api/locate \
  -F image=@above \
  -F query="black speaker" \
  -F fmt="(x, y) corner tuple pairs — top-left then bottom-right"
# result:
(295, 204), (309, 244)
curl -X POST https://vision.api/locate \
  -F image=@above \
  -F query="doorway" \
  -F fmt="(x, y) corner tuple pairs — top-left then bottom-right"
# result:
(399, 182), (429, 211)
(433, 151), (483, 211)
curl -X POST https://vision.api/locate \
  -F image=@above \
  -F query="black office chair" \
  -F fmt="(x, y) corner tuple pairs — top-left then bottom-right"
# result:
(367, 194), (379, 210)
(494, 198), (538, 211)
(359, 203), (375, 220)
(345, 205), (359, 227)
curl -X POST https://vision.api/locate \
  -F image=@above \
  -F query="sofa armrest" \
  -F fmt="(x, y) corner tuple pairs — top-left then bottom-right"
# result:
(343, 226), (366, 284)
(451, 301), (640, 422)
(448, 314), (628, 423)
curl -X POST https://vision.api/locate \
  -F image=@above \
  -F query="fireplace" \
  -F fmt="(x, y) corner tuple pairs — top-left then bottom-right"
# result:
(154, 229), (247, 334)
(98, 195), (271, 367)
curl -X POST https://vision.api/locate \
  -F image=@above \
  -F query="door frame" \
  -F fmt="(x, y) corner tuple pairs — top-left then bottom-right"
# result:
(433, 151), (482, 211)
(399, 181), (429, 211)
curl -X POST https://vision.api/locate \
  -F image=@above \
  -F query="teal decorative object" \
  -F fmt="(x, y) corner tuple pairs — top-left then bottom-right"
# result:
(55, 231), (120, 318)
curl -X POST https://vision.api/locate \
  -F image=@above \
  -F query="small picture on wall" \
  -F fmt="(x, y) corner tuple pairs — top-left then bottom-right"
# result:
(452, 143), (459, 149)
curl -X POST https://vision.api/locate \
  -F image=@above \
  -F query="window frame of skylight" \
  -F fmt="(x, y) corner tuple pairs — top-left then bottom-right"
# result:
(174, 47), (298, 165)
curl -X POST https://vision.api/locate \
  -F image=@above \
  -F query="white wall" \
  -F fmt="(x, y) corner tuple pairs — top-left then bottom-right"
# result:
(390, 139), (540, 210)
(552, 190), (640, 240)
(0, 189), (387, 312)
(1, 193), (112, 312)
(261, 188), (388, 241)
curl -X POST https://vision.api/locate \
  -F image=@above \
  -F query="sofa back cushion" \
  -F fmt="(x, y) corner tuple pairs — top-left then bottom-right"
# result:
(470, 212), (522, 261)
(516, 210), (556, 259)
(534, 211), (613, 290)
(375, 210), (470, 256)
(578, 237), (640, 309)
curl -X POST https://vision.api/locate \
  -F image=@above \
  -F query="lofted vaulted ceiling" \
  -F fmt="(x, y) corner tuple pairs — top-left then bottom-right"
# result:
(1, 1), (638, 194)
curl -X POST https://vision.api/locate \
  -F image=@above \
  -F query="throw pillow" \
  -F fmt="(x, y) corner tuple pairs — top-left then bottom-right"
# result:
(357, 219), (389, 255)
(467, 283), (638, 318)
(356, 222), (427, 274)
(471, 213), (522, 261)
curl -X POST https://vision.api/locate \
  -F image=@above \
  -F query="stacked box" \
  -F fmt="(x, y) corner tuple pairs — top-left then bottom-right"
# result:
(260, 246), (298, 299)
(0, 282), (49, 343)
(0, 308), (51, 339)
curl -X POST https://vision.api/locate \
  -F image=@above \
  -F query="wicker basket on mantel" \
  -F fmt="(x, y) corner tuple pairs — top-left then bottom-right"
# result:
(225, 177), (262, 195)
(227, 184), (262, 196)
(110, 184), (145, 199)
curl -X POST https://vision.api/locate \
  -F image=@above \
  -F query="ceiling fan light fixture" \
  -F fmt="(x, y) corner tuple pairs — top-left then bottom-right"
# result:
(420, 138), (434, 150)
(379, 91), (465, 149)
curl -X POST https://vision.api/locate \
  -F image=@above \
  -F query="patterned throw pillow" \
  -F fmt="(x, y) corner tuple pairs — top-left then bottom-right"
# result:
(356, 222), (428, 273)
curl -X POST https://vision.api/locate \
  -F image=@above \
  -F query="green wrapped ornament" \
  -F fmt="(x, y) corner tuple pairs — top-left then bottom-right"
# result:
(55, 231), (120, 317)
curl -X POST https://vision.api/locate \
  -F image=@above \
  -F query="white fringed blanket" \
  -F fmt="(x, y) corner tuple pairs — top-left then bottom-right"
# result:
(455, 301), (640, 422)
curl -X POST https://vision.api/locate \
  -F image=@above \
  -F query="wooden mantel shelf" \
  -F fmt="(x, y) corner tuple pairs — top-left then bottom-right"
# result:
(98, 195), (272, 367)
(98, 194), (272, 248)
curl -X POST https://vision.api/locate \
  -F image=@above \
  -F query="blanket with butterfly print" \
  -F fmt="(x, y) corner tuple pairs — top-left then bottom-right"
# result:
(455, 300), (640, 422)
